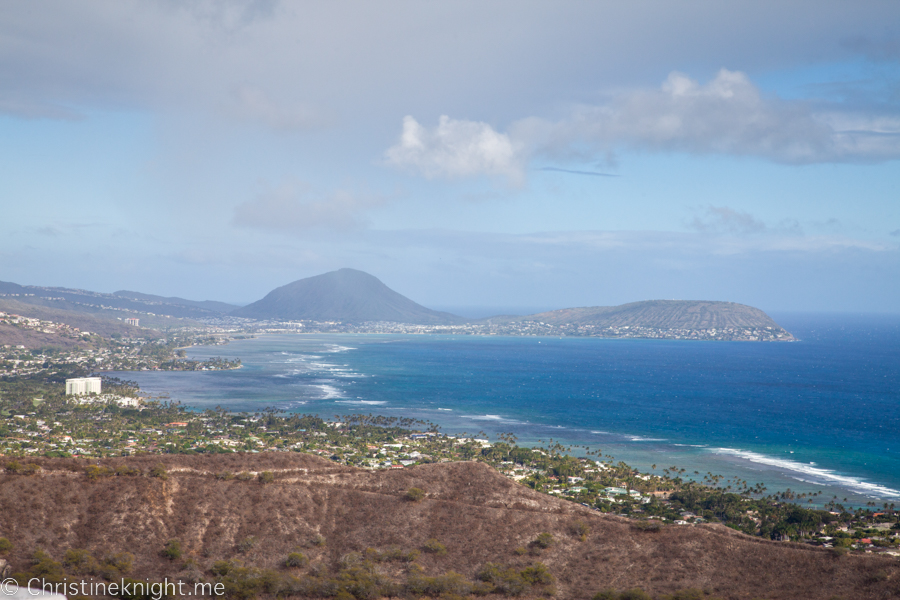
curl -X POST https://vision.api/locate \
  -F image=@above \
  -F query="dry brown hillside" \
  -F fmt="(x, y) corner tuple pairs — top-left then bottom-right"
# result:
(1, 454), (897, 600)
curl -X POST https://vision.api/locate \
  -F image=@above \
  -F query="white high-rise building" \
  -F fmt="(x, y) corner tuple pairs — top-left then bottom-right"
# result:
(65, 377), (102, 395)
(125, 317), (139, 326)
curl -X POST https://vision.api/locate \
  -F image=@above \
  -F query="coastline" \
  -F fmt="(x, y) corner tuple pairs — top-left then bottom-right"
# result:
(109, 323), (900, 507)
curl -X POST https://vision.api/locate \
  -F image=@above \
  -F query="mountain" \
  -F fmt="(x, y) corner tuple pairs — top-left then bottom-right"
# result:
(231, 268), (468, 325)
(0, 454), (894, 599)
(489, 300), (790, 332)
(0, 279), (227, 322)
(113, 290), (239, 314)
(0, 298), (140, 344)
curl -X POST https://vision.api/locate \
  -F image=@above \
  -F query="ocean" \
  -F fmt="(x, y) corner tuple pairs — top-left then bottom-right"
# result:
(112, 313), (900, 506)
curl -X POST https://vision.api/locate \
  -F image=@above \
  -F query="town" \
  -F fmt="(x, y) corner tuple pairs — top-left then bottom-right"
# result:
(226, 318), (793, 342)
(0, 311), (241, 378)
(1, 373), (897, 558)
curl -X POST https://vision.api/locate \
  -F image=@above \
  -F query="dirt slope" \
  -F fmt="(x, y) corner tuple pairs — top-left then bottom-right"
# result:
(0, 454), (897, 599)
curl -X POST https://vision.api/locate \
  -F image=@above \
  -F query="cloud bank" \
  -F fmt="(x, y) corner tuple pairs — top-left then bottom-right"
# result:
(388, 70), (900, 182)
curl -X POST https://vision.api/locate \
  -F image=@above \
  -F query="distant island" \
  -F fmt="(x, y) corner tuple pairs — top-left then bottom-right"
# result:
(0, 268), (793, 343)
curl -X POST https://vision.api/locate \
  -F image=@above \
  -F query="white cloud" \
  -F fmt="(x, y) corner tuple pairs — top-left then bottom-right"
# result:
(565, 69), (900, 164)
(385, 115), (527, 185)
(233, 184), (387, 232)
(389, 69), (900, 183)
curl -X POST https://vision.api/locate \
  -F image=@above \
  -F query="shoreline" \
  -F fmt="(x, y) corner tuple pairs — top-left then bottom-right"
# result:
(116, 329), (897, 506)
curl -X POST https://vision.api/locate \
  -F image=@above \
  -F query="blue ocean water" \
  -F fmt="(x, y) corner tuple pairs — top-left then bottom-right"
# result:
(113, 313), (900, 506)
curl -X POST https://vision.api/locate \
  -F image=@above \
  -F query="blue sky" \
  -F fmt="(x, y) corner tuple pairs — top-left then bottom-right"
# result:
(1, 1), (899, 313)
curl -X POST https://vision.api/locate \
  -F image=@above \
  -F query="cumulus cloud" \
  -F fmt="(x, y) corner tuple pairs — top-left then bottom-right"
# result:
(389, 70), (900, 182)
(233, 184), (387, 232)
(385, 115), (527, 185)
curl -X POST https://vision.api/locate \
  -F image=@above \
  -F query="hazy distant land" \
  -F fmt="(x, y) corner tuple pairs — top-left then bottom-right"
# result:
(0, 268), (793, 344)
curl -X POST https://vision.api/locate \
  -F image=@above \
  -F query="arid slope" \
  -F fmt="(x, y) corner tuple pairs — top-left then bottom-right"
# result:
(0, 454), (896, 599)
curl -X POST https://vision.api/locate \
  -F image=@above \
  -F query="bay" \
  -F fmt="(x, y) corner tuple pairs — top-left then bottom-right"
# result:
(111, 313), (900, 507)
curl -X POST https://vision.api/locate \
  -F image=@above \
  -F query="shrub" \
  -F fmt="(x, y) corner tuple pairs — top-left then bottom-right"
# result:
(149, 464), (168, 480)
(425, 572), (472, 596)
(569, 519), (590, 540)
(334, 564), (387, 599)
(0, 538), (12, 554)
(632, 520), (662, 533)
(5, 461), (22, 474)
(237, 536), (257, 553)
(210, 561), (233, 577)
(64, 549), (99, 575)
(422, 538), (447, 555)
(471, 581), (494, 596)
(476, 563), (527, 595)
(407, 570), (471, 597)
(533, 532), (554, 549)
(258, 471), (274, 484)
(311, 534), (326, 547)
(22, 550), (66, 584)
(521, 563), (554, 586)
(85, 465), (114, 480)
(115, 465), (141, 476)
(20, 463), (41, 476)
(236, 471), (254, 481)
(285, 552), (308, 568)
(162, 540), (182, 560)
(405, 487), (426, 502)
(101, 551), (134, 575)
(215, 471), (234, 481)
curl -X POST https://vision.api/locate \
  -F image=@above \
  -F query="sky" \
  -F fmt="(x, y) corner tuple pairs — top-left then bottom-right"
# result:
(1, 1), (899, 314)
